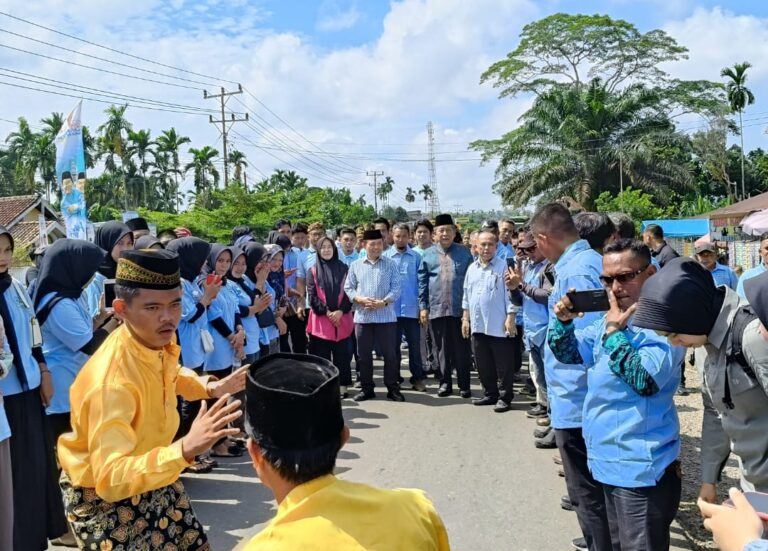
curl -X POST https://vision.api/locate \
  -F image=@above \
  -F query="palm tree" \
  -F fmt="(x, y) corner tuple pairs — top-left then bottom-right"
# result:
(380, 176), (395, 206)
(5, 117), (38, 193)
(155, 128), (191, 211)
(471, 78), (691, 209)
(405, 186), (416, 205)
(721, 62), (755, 200)
(38, 112), (63, 200)
(126, 129), (156, 206)
(227, 149), (248, 187)
(184, 146), (220, 209)
(97, 104), (133, 209)
(419, 184), (433, 213)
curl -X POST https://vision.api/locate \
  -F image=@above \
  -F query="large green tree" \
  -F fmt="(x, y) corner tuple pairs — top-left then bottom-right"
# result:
(721, 62), (755, 200)
(155, 128), (191, 212)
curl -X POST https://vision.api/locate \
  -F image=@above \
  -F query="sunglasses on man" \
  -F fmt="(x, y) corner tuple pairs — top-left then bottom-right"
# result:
(598, 265), (649, 287)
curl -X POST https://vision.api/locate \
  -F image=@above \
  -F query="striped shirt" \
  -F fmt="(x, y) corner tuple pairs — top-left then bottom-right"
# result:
(344, 255), (401, 324)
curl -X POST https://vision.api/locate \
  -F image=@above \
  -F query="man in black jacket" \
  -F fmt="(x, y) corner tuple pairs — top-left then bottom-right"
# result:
(642, 224), (679, 268)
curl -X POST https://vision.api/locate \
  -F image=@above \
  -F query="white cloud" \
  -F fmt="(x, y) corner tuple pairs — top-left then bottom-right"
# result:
(316, 1), (361, 32)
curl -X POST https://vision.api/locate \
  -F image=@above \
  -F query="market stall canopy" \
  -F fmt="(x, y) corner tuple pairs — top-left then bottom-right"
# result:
(708, 191), (768, 220)
(740, 209), (768, 236)
(641, 219), (710, 238)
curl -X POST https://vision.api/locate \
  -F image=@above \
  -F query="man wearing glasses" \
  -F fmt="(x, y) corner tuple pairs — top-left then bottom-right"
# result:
(549, 239), (682, 551)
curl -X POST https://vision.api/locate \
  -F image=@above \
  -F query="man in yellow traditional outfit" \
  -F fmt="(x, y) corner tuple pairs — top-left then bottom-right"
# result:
(243, 353), (451, 550)
(58, 248), (246, 550)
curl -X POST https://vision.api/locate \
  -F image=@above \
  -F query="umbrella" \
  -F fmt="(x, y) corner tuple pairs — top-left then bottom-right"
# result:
(740, 209), (768, 236)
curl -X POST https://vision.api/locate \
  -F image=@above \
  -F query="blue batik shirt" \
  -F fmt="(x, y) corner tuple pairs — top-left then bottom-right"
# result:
(383, 246), (420, 319)
(545, 239), (604, 429)
(418, 243), (473, 319)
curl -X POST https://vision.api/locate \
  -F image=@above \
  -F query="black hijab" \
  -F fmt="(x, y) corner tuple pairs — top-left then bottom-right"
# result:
(315, 236), (347, 311)
(166, 237), (211, 282)
(205, 244), (233, 282)
(33, 238), (106, 323)
(244, 242), (267, 283)
(95, 221), (133, 278)
(0, 227), (26, 383)
(134, 235), (164, 250)
(227, 247), (254, 300)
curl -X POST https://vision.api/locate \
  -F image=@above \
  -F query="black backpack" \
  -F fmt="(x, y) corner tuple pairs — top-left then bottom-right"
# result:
(722, 305), (759, 409)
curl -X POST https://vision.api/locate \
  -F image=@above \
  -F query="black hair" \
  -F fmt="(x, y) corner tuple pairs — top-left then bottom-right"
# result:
(530, 203), (577, 238)
(574, 212), (617, 252)
(339, 227), (356, 237)
(157, 229), (178, 245)
(274, 219), (292, 230)
(114, 283), (141, 303)
(759, 232), (768, 243)
(609, 213), (635, 239)
(231, 225), (253, 245)
(257, 433), (343, 485)
(603, 238), (652, 265)
(500, 219), (516, 228)
(372, 217), (391, 231)
(643, 224), (664, 240)
(414, 218), (433, 233)
(392, 222), (410, 233)
(292, 222), (308, 235)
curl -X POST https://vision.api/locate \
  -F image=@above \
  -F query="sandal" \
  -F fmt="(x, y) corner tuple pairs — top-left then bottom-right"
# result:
(184, 460), (213, 474)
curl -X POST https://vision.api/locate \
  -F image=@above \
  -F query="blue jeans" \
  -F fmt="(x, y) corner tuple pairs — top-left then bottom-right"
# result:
(397, 317), (425, 381)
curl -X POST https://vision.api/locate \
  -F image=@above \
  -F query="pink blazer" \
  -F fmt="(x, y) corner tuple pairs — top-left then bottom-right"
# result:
(307, 267), (354, 342)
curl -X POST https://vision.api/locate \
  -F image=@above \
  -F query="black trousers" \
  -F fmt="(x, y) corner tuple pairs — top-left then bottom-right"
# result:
(555, 428), (617, 551)
(355, 322), (399, 392)
(512, 324), (523, 373)
(430, 316), (471, 391)
(471, 333), (515, 402)
(309, 335), (353, 386)
(284, 314), (308, 354)
(603, 462), (682, 551)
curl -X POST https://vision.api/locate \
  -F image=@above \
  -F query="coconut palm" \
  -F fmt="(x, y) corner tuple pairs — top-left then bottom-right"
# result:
(185, 146), (220, 209)
(721, 62), (755, 200)
(376, 176), (394, 207)
(419, 184), (433, 213)
(405, 186), (416, 205)
(126, 129), (156, 206)
(155, 128), (191, 212)
(5, 117), (39, 193)
(472, 78), (691, 209)
(227, 149), (248, 187)
(38, 112), (63, 200)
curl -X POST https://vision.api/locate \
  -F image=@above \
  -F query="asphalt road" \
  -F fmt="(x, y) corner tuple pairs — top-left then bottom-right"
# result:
(50, 362), (697, 551)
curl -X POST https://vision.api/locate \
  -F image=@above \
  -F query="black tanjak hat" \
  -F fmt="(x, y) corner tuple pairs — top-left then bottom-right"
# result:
(745, 270), (768, 329)
(125, 217), (149, 232)
(362, 229), (382, 241)
(246, 353), (344, 452)
(434, 213), (454, 227)
(116, 249), (180, 290)
(634, 257), (723, 336)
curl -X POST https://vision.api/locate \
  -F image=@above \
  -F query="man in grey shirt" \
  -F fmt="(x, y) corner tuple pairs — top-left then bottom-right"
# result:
(635, 259), (768, 505)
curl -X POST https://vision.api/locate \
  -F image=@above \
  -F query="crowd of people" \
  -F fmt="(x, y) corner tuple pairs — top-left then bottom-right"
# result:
(1, 203), (768, 550)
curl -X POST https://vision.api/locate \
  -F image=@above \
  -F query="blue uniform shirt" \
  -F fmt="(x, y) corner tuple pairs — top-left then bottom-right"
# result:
(204, 280), (239, 372)
(177, 279), (208, 368)
(522, 260), (550, 349)
(545, 239), (604, 429)
(260, 280), (280, 345)
(565, 318), (680, 487)
(340, 249), (360, 266)
(383, 246), (420, 319)
(231, 278), (260, 355)
(737, 263), (767, 299)
(39, 293), (92, 414)
(283, 248), (299, 293)
(0, 281), (42, 395)
(82, 271), (106, 318)
(708, 262), (738, 290)
(462, 256), (514, 338)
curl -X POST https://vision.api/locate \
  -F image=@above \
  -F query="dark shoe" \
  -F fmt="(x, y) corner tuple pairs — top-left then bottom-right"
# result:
(472, 395), (498, 406)
(536, 416), (551, 427)
(561, 495), (574, 512)
(354, 380), (363, 389)
(533, 425), (552, 439)
(493, 399), (511, 413)
(535, 430), (557, 449)
(397, 375), (405, 384)
(353, 390), (376, 402)
(526, 404), (548, 418)
(571, 537), (587, 550)
(676, 385), (690, 396)
(386, 389), (405, 402)
(437, 384), (453, 397)
(558, 467), (565, 477)
(411, 379), (427, 392)
(459, 389), (472, 399)
(553, 454), (562, 465)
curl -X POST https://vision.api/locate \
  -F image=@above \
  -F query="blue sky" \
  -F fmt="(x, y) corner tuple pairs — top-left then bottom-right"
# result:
(2, 0), (768, 211)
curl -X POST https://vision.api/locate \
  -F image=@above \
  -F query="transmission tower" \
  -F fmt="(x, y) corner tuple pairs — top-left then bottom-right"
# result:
(426, 121), (440, 215)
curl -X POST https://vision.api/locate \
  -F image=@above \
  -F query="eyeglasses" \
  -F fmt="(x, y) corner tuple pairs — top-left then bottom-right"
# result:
(599, 265), (650, 286)
(518, 245), (536, 253)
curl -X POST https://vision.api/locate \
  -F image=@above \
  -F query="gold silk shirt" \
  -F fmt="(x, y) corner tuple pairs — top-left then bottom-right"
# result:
(244, 475), (450, 550)
(58, 325), (210, 503)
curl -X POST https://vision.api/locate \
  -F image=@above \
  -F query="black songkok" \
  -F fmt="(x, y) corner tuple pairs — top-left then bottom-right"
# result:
(125, 217), (150, 232)
(245, 353), (344, 452)
(116, 249), (180, 290)
(434, 213), (454, 227)
(362, 229), (382, 241)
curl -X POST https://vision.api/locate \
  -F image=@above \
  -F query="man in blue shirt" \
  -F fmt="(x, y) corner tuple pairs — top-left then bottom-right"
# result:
(418, 214), (474, 398)
(462, 230), (517, 412)
(344, 229), (403, 402)
(286, 222), (310, 354)
(385, 223), (427, 392)
(338, 227), (360, 266)
(531, 203), (612, 551)
(736, 232), (768, 299)
(696, 243), (738, 290)
(550, 239), (681, 551)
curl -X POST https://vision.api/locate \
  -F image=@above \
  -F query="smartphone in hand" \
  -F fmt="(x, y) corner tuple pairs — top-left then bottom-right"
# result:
(724, 491), (768, 521)
(566, 289), (610, 313)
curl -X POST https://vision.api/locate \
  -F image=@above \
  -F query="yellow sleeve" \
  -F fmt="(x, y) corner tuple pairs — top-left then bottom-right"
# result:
(85, 384), (190, 502)
(429, 507), (451, 551)
(176, 366), (211, 401)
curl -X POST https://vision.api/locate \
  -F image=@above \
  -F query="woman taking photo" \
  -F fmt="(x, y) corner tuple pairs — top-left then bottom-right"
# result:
(0, 227), (68, 549)
(84, 220), (133, 316)
(307, 235), (354, 397)
(230, 244), (271, 365)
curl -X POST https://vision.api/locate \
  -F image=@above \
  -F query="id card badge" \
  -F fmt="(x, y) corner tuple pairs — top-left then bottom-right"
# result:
(30, 317), (43, 348)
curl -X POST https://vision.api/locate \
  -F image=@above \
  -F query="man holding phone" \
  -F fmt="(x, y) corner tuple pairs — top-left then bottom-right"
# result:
(529, 203), (610, 551)
(550, 239), (682, 551)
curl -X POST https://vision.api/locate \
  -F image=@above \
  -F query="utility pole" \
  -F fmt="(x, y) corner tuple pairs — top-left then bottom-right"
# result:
(367, 170), (384, 214)
(204, 84), (249, 187)
(426, 121), (440, 215)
